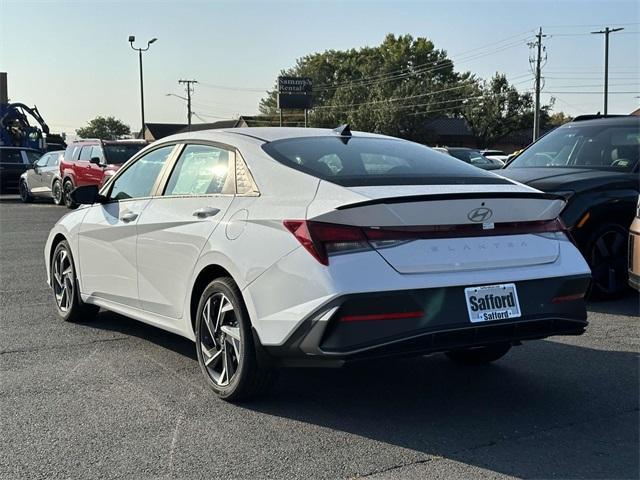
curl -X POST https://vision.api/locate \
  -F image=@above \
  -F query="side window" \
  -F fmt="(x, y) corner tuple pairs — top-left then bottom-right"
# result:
(25, 150), (41, 164)
(48, 153), (62, 167)
(91, 146), (105, 163)
(235, 152), (259, 195)
(35, 154), (49, 167)
(79, 146), (92, 161)
(164, 144), (233, 196)
(0, 150), (24, 164)
(109, 145), (174, 200)
(72, 146), (82, 160)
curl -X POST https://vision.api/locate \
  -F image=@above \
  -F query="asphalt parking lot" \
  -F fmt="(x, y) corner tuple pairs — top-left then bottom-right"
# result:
(0, 196), (638, 480)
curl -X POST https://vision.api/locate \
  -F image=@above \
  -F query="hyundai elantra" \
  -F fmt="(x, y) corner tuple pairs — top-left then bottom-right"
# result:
(45, 126), (591, 400)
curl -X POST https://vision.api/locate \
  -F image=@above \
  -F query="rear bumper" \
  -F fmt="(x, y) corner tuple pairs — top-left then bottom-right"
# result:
(263, 274), (590, 366)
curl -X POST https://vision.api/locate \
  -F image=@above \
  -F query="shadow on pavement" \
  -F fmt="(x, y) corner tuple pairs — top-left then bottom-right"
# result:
(84, 298), (639, 479)
(587, 291), (640, 317)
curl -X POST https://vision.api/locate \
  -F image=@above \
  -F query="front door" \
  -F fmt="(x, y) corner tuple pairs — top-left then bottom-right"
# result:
(136, 144), (236, 318)
(77, 144), (176, 308)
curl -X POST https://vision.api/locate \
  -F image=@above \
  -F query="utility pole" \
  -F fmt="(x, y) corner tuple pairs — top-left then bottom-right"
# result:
(591, 27), (624, 115)
(178, 79), (197, 128)
(529, 28), (546, 142)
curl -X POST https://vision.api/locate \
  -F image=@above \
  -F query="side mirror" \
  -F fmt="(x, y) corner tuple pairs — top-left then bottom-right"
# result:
(90, 157), (104, 166)
(70, 185), (106, 205)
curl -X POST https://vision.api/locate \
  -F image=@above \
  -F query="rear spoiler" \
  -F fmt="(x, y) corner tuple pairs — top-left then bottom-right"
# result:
(336, 192), (566, 211)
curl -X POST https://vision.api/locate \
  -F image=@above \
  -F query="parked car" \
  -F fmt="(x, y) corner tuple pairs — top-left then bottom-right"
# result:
(500, 115), (639, 298)
(60, 139), (147, 208)
(46, 126), (591, 401)
(628, 196), (640, 291)
(432, 146), (502, 170)
(0, 146), (43, 193)
(19, 151), (65, 204)
(481, 149), (508, 166)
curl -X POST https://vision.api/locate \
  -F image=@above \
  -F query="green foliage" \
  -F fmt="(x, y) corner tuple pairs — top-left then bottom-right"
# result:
(460, 73), (535, 148)
(260, 34), (467, 142)
(260, 35), (551, 147)
(76, 116), (131, 140)
(547, 111), (573, 127)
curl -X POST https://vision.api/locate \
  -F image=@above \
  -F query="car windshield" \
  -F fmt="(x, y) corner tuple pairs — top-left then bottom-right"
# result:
(262, 136), (510, 186)
(508, 121), (640, 172)
(104, 144), (146, 165)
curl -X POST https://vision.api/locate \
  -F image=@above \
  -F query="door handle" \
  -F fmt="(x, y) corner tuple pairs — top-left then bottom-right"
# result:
(192, 206), (220, 218)
(120, 212), (138, 222)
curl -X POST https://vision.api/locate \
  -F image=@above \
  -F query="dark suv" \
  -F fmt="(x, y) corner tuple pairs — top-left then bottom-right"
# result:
(0, 147), (43, 193)
(500, 115), (640, 298)
(59, 139), (147, 207)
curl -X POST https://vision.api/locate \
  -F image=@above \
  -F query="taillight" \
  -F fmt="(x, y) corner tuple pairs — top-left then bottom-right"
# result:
(284, 218), (569, 265)
(283, 220), (370, 265)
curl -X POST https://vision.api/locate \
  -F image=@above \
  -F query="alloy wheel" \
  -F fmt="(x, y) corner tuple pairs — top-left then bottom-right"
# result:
(53, 248), (75, 312)
(199, 293), (242, 387)
(63, 182), (74, 208)
(52, 181), (62, 204)
(589, 228), (628, 296)
(19, 181), (29, 202)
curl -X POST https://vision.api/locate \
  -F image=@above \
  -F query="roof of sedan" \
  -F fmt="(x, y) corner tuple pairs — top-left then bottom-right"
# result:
(167, 127), (393, 144)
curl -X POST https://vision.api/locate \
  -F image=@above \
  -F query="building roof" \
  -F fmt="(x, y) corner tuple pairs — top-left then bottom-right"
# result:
(423, 117), (473, 136)
(178, 119), (246, 133)
(144, 123), (187, 139)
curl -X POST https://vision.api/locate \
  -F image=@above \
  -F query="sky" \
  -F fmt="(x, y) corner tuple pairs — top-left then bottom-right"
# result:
(1, 0), (639, 137)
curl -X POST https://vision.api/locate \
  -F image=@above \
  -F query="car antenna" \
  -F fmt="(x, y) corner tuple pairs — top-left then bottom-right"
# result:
(333, 124), (351, 137)
(333, 124), (352, 144)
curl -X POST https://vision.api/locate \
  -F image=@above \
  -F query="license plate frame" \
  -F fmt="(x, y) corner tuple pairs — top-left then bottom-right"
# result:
(464, 283), (521, 323)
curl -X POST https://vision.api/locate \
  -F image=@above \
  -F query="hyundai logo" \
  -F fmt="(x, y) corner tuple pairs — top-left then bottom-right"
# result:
(467, 207), (493, 223)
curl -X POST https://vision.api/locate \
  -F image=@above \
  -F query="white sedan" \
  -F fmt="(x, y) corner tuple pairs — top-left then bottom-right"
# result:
(45, 126), (591, 400)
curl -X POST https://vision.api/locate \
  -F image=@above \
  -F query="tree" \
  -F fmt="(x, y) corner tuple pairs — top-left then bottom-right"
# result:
(459, 73), (536, 148)
(259, 34), (467, 142)
(76, 116), (131, 140)
(547, 111), (573, 127)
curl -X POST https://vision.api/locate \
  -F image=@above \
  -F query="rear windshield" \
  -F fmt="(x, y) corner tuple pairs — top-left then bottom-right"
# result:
(262, 137), (509, 186)
(104, 144), (146, 165)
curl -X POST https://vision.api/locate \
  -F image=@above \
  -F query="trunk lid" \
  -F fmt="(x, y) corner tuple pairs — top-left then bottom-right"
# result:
(307, 181), (566, 273)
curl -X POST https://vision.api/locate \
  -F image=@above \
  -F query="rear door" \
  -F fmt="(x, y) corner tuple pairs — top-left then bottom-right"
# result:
(29, 153), (50, 194)
(77, 144), (177, 308)
(136, 143), (236, 318)
(41, 152), (62, 192)
(74, 146), (92, 186)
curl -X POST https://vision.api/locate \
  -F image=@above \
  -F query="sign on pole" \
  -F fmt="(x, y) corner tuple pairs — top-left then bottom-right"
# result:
(277, 77), (313, 110)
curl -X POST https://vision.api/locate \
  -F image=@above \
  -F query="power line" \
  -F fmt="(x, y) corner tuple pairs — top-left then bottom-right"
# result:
(197, 32), (534, 94)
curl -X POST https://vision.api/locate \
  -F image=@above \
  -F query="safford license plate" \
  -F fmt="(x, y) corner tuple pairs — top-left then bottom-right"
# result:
(464, 283), (521, 323)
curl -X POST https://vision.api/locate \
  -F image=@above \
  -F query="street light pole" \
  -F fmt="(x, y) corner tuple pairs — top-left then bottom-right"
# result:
(129, 36), (157, 138)
(591, 27), (624, 115)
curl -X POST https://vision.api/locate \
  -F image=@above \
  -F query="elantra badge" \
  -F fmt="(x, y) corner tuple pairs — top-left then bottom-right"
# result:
(467, 207), (493, 223)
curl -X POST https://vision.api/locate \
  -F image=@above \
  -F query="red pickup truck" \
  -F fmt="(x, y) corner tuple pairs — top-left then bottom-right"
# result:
(59, 139), (147, 207)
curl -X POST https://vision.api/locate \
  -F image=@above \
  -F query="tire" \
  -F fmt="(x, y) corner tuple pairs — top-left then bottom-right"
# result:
(51, 240), (99, 322)
(63, 180), (77, 209)
(195, 277), (275, 401)
(585, 222), (629, 299)
(52, 179), (63, 205)
(446, 343), (512, 365)
(19, 180), (33, 203)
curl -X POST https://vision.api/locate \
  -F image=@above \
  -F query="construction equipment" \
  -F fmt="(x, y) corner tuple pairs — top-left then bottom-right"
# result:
(0, 72), (66, 151)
